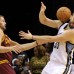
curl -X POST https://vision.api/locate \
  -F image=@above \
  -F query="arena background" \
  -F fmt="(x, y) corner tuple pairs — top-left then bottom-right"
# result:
(0, 0), (74, 60)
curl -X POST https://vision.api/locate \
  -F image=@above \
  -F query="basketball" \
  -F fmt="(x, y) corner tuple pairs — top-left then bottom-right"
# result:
(56, 7), (71, 22)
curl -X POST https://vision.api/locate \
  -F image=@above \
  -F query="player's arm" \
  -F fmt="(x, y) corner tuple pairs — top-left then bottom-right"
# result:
(7, 35), (43, 52)
(7, 36), (43, 52)
(9, 39), (37, 52)
(19, 30), (74, 43)
(32, 30), (74, 43)
(20, 41), (37, 52)
(9, 39), (44, 52)
(39, 2), (62, 29)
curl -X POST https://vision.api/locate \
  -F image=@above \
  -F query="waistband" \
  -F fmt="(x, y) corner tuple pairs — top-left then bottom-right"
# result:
(0, 59), (9, 64)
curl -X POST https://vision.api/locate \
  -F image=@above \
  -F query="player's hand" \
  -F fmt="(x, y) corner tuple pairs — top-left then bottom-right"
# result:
(19, 30), (32, 40)
(11, 45), (22, 54)
(40, 2), (46, 12)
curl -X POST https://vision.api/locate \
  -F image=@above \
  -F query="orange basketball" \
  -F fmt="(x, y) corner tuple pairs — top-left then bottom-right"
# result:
(56, 7), (71, 22)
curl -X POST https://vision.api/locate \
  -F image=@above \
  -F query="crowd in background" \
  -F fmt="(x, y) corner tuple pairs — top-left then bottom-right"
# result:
(12, 43), (52, 74)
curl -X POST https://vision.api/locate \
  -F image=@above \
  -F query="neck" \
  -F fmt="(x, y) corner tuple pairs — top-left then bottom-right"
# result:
(0, 28), (4, 36)
(0, 28), (3, 31)
(0, 27), (5, 32)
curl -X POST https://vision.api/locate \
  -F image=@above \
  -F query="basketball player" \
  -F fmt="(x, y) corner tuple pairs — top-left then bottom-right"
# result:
(19, 2), (74, 74)
(0, 15), (43, 74)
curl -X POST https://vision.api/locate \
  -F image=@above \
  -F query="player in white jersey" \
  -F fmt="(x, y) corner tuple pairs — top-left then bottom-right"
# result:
(19, 22), (74, 74)
(19, 2), (74, 74)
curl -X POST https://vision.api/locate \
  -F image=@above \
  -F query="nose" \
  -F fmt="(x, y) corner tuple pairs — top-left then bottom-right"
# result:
(5, 22), (6, 25)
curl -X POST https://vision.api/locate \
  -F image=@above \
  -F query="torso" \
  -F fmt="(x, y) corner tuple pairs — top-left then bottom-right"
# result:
(0, 34), (12, 63)
(50, 23), (74, 66)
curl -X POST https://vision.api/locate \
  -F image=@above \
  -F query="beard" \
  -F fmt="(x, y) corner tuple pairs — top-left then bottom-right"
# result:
(0, 25), (6, 31)
(69, 23), (74, 29)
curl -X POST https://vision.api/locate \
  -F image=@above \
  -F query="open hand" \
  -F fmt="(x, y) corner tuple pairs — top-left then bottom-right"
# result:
(19, 30), (32, 40)
(11, 44), (23, 54)
(40, 2), (46, 12)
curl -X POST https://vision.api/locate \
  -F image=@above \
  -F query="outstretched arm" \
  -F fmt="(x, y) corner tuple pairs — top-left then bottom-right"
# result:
(20, 41), (37, 52)
(19, 30), (74, 43)
(39, 2), (62, 29)
(20, 40), (47, 52)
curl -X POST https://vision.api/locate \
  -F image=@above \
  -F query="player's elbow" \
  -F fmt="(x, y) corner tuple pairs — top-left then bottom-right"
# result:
(39, 18), (47, 25)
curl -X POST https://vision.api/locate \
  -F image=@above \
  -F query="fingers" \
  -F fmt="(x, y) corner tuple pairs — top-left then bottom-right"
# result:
(41, 1), (45, 7)
(19, 33), (27, 39)
(20, 37), (25, 39)
(27, 30), (32, 35)
(40, 1), (46, 11)
(41, 2), (43, 5)
(19, 31), (26, 37)
(19, 30), (32, 40)
(19, 30), (30, 36)
(19, 34), (25, 37)
(28, 30), (29, 33)
(19, 31), (25, 35)
(19, 31), (23, 33)
(19, 30), (31, 35)
(12, 45), (23, 54)
(41, 2), (44, 6)
(28, 30), (30, 33)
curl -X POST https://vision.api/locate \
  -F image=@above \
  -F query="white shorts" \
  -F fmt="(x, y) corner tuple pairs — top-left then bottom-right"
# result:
(41, 61), (71, 74)
(70, 64), (74, 74)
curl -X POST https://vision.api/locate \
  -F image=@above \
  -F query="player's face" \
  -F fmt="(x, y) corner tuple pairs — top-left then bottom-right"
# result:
(69, 15), (74, 28)
(0, 17), (6, 30)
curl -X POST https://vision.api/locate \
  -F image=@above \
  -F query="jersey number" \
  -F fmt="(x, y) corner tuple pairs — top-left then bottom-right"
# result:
(53, 42), (59, 49)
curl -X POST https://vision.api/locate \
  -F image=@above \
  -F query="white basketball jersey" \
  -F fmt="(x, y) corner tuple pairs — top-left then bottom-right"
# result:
(50, 23), (74, 65)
